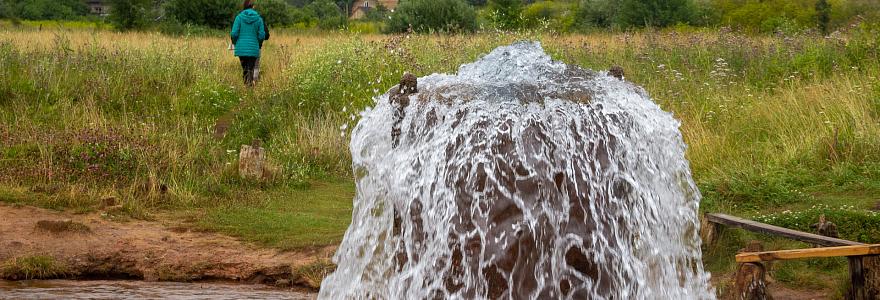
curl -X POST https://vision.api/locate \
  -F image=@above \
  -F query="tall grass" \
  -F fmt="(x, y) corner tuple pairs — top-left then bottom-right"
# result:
(0, 25), (878, 214)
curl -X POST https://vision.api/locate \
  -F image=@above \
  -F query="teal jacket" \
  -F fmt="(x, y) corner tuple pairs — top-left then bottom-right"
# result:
(230, 9), (266, 58)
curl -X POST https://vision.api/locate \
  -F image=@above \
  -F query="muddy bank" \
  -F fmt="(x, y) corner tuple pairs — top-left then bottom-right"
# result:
(0, 203), (334, 290)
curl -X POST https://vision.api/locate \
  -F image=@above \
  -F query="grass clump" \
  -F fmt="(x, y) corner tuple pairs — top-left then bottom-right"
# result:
(294, 259), (336, 289)
(35, 220), (92, 234)
(0, 255), (70, 280)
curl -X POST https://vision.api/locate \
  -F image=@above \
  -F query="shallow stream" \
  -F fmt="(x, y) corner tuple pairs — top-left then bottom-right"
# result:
(0, 280), (314, 300)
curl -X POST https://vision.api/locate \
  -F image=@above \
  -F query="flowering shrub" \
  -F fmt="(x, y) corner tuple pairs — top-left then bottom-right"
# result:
(754, 204), (880, 243)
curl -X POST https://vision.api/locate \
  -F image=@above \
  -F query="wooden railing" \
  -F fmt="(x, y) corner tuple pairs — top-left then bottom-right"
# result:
(704, 213), (879, 300)
(736, 244), (880, 263)
(705, 213), (862, 247)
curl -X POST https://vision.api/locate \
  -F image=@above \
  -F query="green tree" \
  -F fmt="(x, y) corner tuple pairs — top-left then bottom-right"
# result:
(576, 0), (620, 28)
(260, 0), (296, 26)
(109, 0), (153, 30)
(364, 3), (389, 22)
(305, 0), (346, 29)
(4, 0), (89, 20)
(617, 0), (695, 27)
(386, 0), (477, 33)
(816, 0), (831, 34)
(488, 0), (522, 29)
(166, 0), (238, 29)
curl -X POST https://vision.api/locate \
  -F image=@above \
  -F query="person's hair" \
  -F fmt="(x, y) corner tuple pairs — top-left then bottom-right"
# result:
(243, 0), (254, 9)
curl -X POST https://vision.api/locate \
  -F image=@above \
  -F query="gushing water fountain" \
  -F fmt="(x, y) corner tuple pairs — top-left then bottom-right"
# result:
(320, 42), (714, 299)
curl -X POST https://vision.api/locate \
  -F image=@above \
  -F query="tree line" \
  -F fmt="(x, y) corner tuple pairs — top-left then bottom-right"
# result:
(1, 0), (877, 34)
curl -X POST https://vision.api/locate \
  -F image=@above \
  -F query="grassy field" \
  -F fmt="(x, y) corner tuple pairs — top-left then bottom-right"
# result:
(1, 22), (879, 295)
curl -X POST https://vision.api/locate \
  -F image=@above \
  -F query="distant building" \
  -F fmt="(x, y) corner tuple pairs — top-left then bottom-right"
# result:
(86, 0), (110, 17)
(350, 0), (398, 20)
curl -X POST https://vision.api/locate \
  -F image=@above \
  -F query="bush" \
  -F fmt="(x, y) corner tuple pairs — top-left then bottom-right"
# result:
(364, 3), (390, 22)
(522, 1), (576, 31)
(108, 0), (153, 30)
(487, 0), (523, 30)
(386, 0), (477, 33)
(166, 0), (239, 29)
(617, 0), (696, 27)
(575, 0), (619, 29)
(576, 0), (695, 29)
(712, 0), (815, 33)
(3, 0), (89, 20)
(304, 0), (346, 29)
(260, 0), (296, 26)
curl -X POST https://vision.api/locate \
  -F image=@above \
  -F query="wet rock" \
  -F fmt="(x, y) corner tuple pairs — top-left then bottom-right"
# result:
(390, 72), (419, 148)
(609, 65), (625, 79)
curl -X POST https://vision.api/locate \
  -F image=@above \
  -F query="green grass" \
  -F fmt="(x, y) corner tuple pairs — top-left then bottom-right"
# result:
(0, 255), (70, 280)
(197, 181), (355, 250)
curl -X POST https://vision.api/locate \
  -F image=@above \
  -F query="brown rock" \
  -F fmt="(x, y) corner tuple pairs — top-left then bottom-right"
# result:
(239, 142), (265, 180)
(389, 72), (419, 148)
(609, 66), (625, 80)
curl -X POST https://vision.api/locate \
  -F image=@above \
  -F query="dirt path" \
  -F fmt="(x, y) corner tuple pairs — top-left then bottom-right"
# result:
(0, 203), (335, 288)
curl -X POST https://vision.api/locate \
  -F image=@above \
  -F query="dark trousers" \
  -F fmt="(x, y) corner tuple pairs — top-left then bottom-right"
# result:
(239, 56), (258, 86)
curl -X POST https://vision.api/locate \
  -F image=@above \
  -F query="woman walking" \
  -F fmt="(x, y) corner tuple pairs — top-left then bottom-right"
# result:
(230, 0), (266, 86)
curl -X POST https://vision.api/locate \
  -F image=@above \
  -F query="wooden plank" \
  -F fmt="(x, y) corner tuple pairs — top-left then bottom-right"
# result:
(706, 213), (863, 247)
(736, 245), (880, 263)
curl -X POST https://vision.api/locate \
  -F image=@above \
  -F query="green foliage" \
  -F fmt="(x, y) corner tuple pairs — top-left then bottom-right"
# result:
(364, 3), (389, 22)
(387, 0), (477, 33)
(487, 0), (523, 29)
(2, 0), (89, 20)
(166, 0), (239, 29)
(617, 0), (696, 27)
(109, 0), (153, 30)
(712, 0), (816, 33)
(304, 0), (346, 29)
(754, 205), (880, 243)
(1, 255), (69, 280)
(575, 0), (619, 28)
(816, 0), (830, 34)
(521, 1), (576, 31)
(575, 0), (695, 28)
(260, 0), (297, 26)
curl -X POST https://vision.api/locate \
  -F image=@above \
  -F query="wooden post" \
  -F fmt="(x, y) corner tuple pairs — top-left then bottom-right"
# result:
(735, 241), (771, 300)
(700, 215), (718, 247)
(864, 256), (880, 299)
(850, 256), (866, 300)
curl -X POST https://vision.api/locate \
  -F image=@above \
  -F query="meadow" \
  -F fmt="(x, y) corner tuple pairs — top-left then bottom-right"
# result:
(1, 21), (879, 296)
